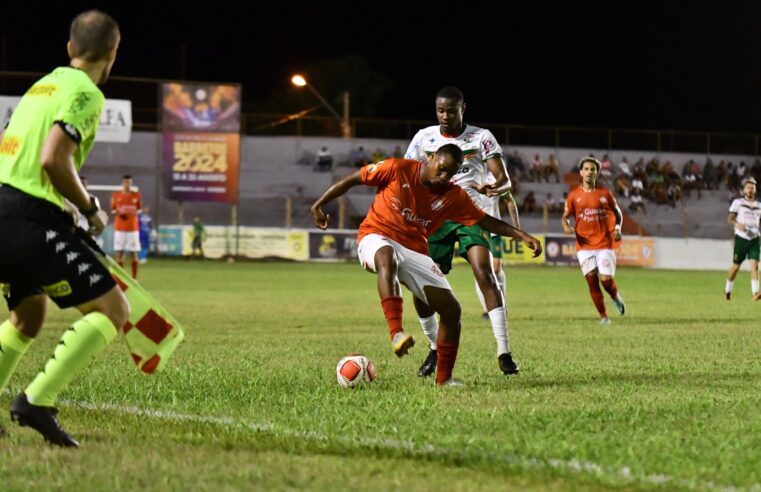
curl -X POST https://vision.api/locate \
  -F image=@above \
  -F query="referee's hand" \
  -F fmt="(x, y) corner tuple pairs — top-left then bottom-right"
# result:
(88, 210), (109, 236)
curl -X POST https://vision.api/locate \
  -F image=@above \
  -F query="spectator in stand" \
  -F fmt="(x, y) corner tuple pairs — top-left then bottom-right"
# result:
(529, 154), (543, 182)
(507, 151), (526, 177)
(631, 174), (645, 195)
(716, 160), (727, 189)
(544, 154), (560, 183)
(350, 146), (369, 168)
(728, 162), (740, 193)
(392, 145), (404, 158)
(614, 173), (631, 198)
(629, 188), (646, 214)
(667, 180), (682, 208)
(543, 193), (557, 214)
(522, 190), (537, 213)
(633, 157), (646, 176)
(599, 154), (613, 184)
(703, 158), (716, 190)
(751, 158), (761, 184)
(316, 146), (333, 172)
(683, 171), (701, 199)
(617, 156), (632, 177)
(371, 147), (387, 162)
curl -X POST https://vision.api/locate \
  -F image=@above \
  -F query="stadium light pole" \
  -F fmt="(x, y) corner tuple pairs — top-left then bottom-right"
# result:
(291, 74), (350, 139)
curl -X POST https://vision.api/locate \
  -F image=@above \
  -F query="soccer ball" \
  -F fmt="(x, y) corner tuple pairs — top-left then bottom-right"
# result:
(336, 355), (376, 388)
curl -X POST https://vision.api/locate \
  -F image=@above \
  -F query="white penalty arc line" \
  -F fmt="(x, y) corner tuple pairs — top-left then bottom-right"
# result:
(59, 399), (759, 492)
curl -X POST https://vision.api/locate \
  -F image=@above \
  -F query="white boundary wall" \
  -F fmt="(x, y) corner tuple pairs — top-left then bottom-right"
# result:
(653, 237), (735, 271)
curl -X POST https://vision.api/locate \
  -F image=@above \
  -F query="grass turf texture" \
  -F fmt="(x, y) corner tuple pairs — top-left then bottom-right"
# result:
(1, 260), (760, 491)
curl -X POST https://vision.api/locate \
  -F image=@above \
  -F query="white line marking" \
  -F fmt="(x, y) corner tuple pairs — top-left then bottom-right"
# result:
(57, 399), (760, 492)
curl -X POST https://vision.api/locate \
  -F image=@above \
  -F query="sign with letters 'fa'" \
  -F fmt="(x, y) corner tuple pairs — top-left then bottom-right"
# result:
(0, 96), (132, 143)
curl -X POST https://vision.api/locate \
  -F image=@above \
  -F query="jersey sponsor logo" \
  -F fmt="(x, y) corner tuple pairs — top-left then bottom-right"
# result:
(26, 84), (58, 96)
(42, 280), (72, 298)
(401, 208), (432, 227)
(431, 264), (444, 278)
(0, 136), (21, 156)
(431, 199), (444, 211)
(389, 196), (402, 211)
(69, 92), (92, 113)
(482, 138), (496, 154)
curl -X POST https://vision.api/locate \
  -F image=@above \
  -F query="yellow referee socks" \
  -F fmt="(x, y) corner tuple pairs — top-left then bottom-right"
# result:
(26, 312), (117, 407)
(0, 320), (33, 394)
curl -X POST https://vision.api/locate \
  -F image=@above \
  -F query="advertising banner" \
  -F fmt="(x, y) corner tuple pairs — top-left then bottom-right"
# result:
(617, 238), (656, 266)
(162, 132), (240, 202)
(308, 230), (359, 261)
(543, 235), (577, 265)
(1, 96), (132, 143)
(161, 83), (240, 133)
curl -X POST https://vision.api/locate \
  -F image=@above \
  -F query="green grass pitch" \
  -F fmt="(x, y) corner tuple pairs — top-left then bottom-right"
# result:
(1, 260), (760, 491)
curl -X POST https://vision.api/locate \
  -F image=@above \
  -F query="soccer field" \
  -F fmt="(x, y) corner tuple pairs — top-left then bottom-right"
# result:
(1, 260), (760, 491)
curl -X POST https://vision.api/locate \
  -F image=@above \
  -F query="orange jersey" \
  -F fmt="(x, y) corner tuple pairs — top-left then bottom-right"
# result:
(564, 186), (620, 250)
(358, 159), (486, 255)
(111, 190), (142, 232)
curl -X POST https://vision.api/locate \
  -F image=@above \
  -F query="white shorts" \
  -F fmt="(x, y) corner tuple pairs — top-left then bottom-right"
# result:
(357, 234), (451, 304)
(114, 231), (141, 252)
(577, 249), (617, 276)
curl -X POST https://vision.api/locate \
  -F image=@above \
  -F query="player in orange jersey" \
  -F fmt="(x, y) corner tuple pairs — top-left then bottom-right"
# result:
(311, 144), (541, 386)
(111, 174), (142, 278)
(562, 157), (626, 325)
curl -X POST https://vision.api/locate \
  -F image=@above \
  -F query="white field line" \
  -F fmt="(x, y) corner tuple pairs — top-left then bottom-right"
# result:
(56, 399), (760, 492)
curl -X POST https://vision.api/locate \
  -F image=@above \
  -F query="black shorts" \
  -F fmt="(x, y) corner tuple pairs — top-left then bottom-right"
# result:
(0, 185), (116, 311)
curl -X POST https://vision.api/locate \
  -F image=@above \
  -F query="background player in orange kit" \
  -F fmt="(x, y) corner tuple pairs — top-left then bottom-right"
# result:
(311, 144), (541, 385)
(111, 174), (142, 278)
(562, 157), (626, 325)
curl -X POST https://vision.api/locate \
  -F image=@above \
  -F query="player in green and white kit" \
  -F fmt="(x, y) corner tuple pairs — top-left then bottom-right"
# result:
(405, 86), (519, 377)
(0, 11), (124, 447)
(725, 177), (761, 301)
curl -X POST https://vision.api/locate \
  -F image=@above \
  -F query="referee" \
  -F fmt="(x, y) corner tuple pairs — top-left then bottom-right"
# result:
(0, 10), (128, 447)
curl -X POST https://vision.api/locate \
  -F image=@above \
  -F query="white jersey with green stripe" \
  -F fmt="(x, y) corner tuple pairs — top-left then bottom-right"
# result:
(405, 124), (503, 212)
(729, 197), (761, 240)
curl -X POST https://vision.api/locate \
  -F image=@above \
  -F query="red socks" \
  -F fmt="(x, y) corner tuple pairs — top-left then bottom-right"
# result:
(585, 274), (607, 318)
(436, 340), (459, 385)
(131, 260), (138, 279)
(380, 296), (403, 339)
(601, 278), (618, 298)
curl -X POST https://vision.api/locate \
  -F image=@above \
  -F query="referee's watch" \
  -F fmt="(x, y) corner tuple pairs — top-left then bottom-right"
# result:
(79, 196), (100, 218)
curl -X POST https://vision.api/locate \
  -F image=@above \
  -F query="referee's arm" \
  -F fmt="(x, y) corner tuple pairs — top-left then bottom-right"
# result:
(40, 124), (91, 212)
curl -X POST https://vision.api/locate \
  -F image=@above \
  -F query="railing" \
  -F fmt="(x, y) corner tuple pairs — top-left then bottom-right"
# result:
(1, 70), (759, 155)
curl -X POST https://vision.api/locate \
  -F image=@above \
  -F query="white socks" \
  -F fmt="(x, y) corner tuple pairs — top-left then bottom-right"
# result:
(725, 279), (734, 294)
(753, 279), (759, 295)
(488, 307), (510, 355)
(418, 314), (438, 350)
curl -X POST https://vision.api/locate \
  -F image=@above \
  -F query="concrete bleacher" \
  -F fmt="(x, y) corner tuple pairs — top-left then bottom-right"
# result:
(86, 132), (748, 237)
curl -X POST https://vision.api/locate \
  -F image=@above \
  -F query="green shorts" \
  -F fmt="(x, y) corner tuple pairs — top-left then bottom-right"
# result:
(733, 235), (760, 265)
(428, 220), (493, 274)
(490, 235), (504, 259)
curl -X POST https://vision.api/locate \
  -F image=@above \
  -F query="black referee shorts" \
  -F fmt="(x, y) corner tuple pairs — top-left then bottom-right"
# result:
(0, 185), (116, 311)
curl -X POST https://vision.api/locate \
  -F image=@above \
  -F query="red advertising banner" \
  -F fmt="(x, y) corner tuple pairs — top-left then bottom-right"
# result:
(162, 132), (240, 203)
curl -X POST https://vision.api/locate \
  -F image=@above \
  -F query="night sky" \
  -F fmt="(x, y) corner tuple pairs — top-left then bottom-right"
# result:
(2, 1), (760, 133)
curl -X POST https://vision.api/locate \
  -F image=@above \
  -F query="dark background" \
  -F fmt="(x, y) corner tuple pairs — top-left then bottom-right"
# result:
(2, 1), (760, 132)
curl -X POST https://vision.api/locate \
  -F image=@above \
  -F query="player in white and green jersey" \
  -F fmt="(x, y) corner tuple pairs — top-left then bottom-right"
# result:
(405, 86), (520, 377)
(725, 177), (761, 301)
(0, 10), (123, 447)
